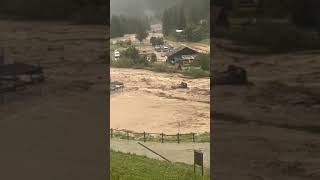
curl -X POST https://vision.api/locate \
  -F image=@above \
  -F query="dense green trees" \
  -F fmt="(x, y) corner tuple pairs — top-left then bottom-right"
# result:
(162, 0), (209, 42)
(196, 54), (210, 71)
(122, 46), (139, 60)
(110, 15), (150, 38)
(150, 37), (164, 46)
(136, 27), (149, 43)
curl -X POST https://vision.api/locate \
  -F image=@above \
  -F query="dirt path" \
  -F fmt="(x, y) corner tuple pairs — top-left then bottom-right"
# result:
(111, 138), (210, 168)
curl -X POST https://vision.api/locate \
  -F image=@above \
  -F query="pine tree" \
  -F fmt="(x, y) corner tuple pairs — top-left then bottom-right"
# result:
(136, 22), (149, 43)
(162, 9), (170, 36)
(178, 5), (186, 29)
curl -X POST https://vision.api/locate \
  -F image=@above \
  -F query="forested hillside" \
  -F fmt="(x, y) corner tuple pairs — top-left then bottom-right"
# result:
(110, 16), (150, 38)
(162, 0), (210, 42)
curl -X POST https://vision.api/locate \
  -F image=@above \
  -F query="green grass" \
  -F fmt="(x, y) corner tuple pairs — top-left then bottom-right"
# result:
(111, 151), (210, 180)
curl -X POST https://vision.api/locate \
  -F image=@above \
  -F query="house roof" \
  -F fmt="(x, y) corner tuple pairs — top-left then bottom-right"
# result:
(166, 46), (198, 58)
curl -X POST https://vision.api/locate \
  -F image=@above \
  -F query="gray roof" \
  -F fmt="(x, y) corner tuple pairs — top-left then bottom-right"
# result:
(165, 46), (198, 57)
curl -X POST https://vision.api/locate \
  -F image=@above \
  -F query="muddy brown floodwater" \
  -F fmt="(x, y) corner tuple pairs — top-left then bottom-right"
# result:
(110, 68), (210, 134)
(212, 44), (320, 180)
(0, 20), (108, 180)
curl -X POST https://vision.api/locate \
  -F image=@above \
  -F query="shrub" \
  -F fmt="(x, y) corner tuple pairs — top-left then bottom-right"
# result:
(150, 37), (164, 46)
(150, 37), (156, 46)
(151, 63), (177, 73)
(122, 46), (139, 60)
(182, 67), (209, 78)
(111, 56), (150, 69)
(150, 53), (157, 63)
(135, 57), (150, 67)
(111, 58), (135, 68)
(195, 54), (210, 71)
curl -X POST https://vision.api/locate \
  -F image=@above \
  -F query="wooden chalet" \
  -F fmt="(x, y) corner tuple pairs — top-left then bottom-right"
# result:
(166, 46), (199, 65)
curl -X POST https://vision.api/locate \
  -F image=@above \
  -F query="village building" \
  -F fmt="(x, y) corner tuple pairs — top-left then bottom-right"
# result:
(165, 46), (199, 65)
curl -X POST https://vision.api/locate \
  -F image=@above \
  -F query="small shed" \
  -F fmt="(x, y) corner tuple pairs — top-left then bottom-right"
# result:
(166, 46), (198, 64)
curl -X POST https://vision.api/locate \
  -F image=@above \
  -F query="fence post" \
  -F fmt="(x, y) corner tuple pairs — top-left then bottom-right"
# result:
(143, 132), (146, 142)
(111, 128), (113, 138)
(161, 133), (164, 143)
(192, 133), (195, 142)
(177, 133), (180, 144)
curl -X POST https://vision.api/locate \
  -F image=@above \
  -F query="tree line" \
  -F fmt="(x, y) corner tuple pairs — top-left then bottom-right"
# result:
(110, 15), (150, 38)
(162, 0), (210, 42)
(0, 0), (107, 24)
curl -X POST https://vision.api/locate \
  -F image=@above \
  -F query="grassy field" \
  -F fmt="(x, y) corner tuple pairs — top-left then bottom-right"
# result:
(111, 151), (210, 180)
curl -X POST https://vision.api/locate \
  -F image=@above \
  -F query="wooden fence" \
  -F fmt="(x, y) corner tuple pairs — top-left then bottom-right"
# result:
(110, 128), (209, 143)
